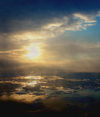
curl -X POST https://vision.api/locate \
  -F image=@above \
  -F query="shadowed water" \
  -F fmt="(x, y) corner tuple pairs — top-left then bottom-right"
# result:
(0, 73), (100, 117)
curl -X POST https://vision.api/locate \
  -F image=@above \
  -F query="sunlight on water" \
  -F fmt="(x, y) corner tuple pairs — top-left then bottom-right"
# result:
(0, 74), (100, 104)
(24, 76), (43, 80)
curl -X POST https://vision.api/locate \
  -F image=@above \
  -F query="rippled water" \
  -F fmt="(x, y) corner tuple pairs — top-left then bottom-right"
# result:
(0, 73), (100, 117)
(0, 73), (100, 104)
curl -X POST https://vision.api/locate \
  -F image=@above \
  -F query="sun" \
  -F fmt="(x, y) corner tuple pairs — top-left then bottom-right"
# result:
(24, 46), (41, 60)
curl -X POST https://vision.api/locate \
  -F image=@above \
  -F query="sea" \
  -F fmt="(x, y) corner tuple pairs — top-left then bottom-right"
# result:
(0, 72), (100, 117)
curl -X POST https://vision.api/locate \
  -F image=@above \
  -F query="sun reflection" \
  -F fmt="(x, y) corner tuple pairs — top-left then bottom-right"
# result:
(27, 81), (38, 87)
(24, 76), (43, 79)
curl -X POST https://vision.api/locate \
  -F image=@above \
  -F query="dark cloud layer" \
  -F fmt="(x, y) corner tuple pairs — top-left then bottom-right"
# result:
(0, 0), (100, 33)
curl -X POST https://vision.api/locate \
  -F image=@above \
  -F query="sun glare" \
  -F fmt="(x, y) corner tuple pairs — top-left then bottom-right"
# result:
(24, 45), (41, 60)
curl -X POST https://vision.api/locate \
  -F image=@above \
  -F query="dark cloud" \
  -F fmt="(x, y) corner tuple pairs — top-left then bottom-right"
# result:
(0, 35), (19, 51)
(0, 0), (100, 33)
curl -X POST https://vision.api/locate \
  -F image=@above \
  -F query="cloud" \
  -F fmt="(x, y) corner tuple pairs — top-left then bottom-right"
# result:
(0, 11), (99, 56)
(40, 39), (100, 72)
(0, 9), (100, 72)
(43, 39), (100, 59)
(73, 13), (96, 23)
(0, 11), (99, 43)
(43, 11), (100, 33)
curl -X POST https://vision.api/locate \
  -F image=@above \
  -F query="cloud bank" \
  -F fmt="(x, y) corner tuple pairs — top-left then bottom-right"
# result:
(0, 0), (100, 72)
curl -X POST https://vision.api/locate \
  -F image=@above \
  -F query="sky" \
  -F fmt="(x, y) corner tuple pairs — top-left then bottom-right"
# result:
(0, 0), (100, 73)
